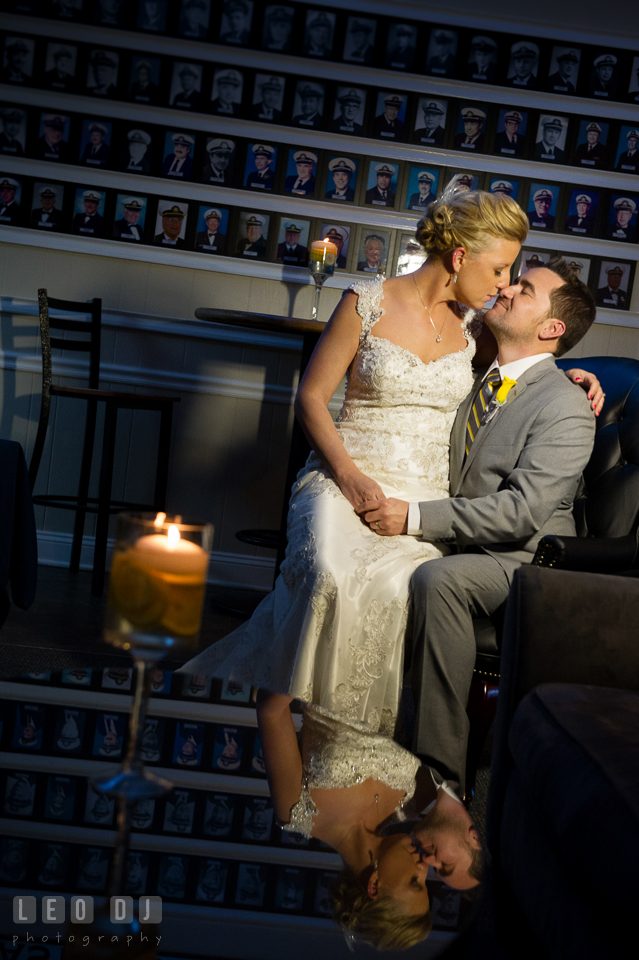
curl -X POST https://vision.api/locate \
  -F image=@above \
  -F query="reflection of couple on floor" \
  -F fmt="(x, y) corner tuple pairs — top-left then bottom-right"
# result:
(181, 179), (602, 948)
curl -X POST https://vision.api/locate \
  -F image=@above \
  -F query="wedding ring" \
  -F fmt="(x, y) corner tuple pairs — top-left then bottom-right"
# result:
(373, 521), (380, 530)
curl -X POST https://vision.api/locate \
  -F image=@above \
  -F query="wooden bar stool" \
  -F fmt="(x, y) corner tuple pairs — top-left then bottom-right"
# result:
(28, 289), (181, 597)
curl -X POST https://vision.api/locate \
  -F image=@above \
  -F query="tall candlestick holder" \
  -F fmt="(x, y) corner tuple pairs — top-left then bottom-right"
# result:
(308, 239), (337, 320)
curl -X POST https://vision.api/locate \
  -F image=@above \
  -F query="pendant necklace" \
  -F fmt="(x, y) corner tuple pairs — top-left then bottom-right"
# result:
(413, 274), (448, 343)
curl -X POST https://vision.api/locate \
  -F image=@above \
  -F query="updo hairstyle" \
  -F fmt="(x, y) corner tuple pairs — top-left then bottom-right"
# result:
(415, 183), (528, 260)
(331, 870), (432, 951)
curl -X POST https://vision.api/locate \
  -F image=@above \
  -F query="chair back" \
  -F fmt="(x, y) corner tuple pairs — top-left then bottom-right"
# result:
(557, 356), (639, 538)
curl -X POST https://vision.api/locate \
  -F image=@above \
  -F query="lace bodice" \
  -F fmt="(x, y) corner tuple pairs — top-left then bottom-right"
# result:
(285, 706), (420, 839)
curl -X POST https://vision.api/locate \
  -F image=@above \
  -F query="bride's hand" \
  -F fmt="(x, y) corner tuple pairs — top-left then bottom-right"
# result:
(565, 368), (605, 416)
(336, 468), (386, 511)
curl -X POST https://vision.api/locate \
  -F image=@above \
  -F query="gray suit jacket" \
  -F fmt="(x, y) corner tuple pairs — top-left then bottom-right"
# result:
(418, 358), (596, 580)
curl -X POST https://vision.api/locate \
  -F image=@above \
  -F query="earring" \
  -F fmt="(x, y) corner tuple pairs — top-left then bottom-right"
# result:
(453, 273), (457, 285)
(374, 860), (379, 871)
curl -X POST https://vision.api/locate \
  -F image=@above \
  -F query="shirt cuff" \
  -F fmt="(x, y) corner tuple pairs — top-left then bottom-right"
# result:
(407, 502), (422, 537)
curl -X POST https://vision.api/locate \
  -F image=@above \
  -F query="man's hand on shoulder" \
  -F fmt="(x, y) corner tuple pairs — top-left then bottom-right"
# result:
(356, 498), (409, 536)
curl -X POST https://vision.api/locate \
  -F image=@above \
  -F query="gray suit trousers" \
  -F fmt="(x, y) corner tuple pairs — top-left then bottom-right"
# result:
(409, 552), (510, 796)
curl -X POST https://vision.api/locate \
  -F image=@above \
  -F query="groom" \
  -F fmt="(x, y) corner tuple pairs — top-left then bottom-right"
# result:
(358, 257), (597, 797)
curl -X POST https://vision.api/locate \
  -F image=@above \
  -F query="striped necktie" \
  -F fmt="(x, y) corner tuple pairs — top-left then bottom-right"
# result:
(465, 369), (502, 458)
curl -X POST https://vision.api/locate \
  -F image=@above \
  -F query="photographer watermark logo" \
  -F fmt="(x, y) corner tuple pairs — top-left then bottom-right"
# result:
(13, 896), (162, 924)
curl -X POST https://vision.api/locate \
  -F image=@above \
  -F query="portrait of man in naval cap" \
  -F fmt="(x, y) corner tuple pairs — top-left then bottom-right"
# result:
(413, 98), (447, 145)
(219, 0), (253, 45)
(136, 0), (168, 33)
(526, 183), (559, 231)
(384, 22), (417, 71)
(342, 16), (377, 65)
(237, 211), (269, 260)
(494, 108), (528, 158)
(564, 188), (598, 236)
(244, 142), (277, 191)
(364, 160), (397, 207)
(597, 262), (631, 310)
(112, 194), (148, 243)
(44, 42), (78, 91)
(276, 217), (310, 266)
(261, 5), (294, 52)
(128, 55), (161, 104)
(615, 126), (639, 174)
(303, 9), (335, 59)
(37, 112), (70, 162)
(332, 86), (366, 135)
(425, 28), (458, 77)
(201, 137), (235, 186)
(169, 62), (202, 110)
(547, 46), (581, 94)
(162, 131), (195, 179)
(324, 155), (358, 202)
(292, 81), (325, 129)
(79, 119), (112, 167)
(534, 114), (568, 163)
(320, 223), (350, 269)
(573, 120), (609, 170)
(627, 55), (639, 102)
(120, 126), (153, 174)
(2, 36), (35, 85)
(0, 175), (21, 226)
(72, 187), (105, 237)
(606, 194), (639, 243)
(489, 178), (520, 202)
(395, 234), (427, 277)
(0, 107), (27, 156)
(453, 105), (487, 152)
(211, 68), (244, 117)
(406, 167), (439, 212)
(154, 200), (189, 248)
(178, 0), (211, 40)
(466, 34), (498, 83)
(506, 40), (539, 88)
(30, 181), (64, 231)
(251, 73), (285, 123)
(94, 0), (126, 26)
(356, 228), (391, 274)
(372, 92), (406, 140)
(588, 51), (619, 99)
(195, 204), (228, 255)
(284, 149), (318, 196)
(86, 48), (119, 97)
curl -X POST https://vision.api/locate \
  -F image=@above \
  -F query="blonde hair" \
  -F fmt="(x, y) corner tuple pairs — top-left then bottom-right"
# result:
(416, 183), (528, 260)
(331, 871), (432, 951)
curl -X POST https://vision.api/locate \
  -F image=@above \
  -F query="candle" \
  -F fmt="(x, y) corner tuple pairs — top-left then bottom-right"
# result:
(132, 525), (209, 576)
(310, 239), (337, 265)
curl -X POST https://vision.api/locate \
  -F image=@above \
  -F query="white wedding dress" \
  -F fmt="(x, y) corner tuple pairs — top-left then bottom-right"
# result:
(181, 277), (481, 734)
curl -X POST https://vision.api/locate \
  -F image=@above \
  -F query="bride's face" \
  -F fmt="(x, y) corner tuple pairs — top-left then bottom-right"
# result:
(455, 237), (521, 310)
(369, 834), (430, 916)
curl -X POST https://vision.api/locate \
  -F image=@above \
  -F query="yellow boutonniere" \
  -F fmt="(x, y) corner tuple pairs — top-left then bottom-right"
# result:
(495, 376), (517, 405)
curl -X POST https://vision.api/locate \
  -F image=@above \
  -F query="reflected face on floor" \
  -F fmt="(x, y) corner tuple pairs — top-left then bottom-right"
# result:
(412, 804), (482, 890)
(368, 833), (430, 916)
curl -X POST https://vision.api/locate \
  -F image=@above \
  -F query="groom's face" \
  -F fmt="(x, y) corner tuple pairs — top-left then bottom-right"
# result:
(484, 267), (564, 350)
(412, 805), (481, 890)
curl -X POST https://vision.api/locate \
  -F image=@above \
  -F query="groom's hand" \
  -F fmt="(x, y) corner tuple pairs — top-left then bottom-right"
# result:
(356, 498), (409, 536)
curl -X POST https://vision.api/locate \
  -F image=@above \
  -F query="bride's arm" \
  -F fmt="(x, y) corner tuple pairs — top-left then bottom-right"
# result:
(295, 292), (386, 508)
(256, 690), (304, 825)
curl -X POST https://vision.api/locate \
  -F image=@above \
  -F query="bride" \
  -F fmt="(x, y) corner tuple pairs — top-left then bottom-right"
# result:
(180, 181), (601, 732)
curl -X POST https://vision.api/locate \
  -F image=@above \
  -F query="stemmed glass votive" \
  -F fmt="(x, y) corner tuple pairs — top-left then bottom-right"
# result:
(308, 238), (338, 320)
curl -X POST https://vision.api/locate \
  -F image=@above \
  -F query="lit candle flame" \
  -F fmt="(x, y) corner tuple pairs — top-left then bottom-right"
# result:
(154, 512), (166, 528)
(167, 524), (181, 549)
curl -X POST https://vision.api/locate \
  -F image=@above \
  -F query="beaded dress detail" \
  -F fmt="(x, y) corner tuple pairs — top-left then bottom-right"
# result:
(285, 706), (421, 839)
(181, 277), (481, 732)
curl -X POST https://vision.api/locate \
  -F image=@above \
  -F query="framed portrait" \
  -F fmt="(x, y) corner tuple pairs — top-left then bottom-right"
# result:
(178, 0), (212, 40)
(236, 211), (269, 260)
(319, 223), (350, 269)
(30, 181), (65, 231)
(128, 55), (162, 105)
(404, 166), (439, 213)
(493, 107), (529, 158)
(465, 34), (499, 83)
(53, 707), (86, 754)
(276, 216), (310, 267)
(154, 199), (189, 248)
(162, 131), (196, 180)
(564, 256), (592, 286)
(39, 842), (72, 889)
(563, 187), (599, 237)
(596, 260), (634, 310)
(303, 9), (336, 59)
(203, 793), (236, 838)
(2, 36), (35, 85)
(120, 125), (155, 174)
(342, 16), (377, 65)
(124, 851), (150, 896)
(94, 0), (126, 26)
(371, 91), (407, 141)
(156, 854), (187, 899)
(425, 28), (458, 77)
(136, 0), (168, 33)
(274, 867), (305, 911)
(355, 226), (393, 276)
(43, 774), (76, 821)
(130, 797), (155, 830)
(412, 97), (447, 146)
(196, 859), (229, 903)
(244, 142), (277, 192)
(332, 86), (366, 136)
(43, 42), (77, 92)
(9, 0), (39, 10)
(526, 183), (560, 232)
(324, 154), (359, 203)
(0, 106), (28, 156)
(587, 51), (620, 99)
(0, 838), (30, 884)
(211, 68), (243, 117)
(489, 177), (520, 203)
(314, 871), (338, 916)
(284, 148), (318, 198)
(172, 721), (204, 765)
(444, 170), (481, 192)
(78, 119), (112, 168)
(92, 712), (125, 757)
(364, 159), (399, 208)
(102, 666), (132, 689)
(291, 80), (325, 130)
(453, 104), (488, 153)
(200, 137), (236, 186)
(505, 40), (539, 89)
(394, 233), (426, 277)
(515, 249), (550, 277)
(12, 702), (46, 750)
(76, 846), (109, 891)
(235, 862), (266, 907)
(605, 193), (639, 243)
(261, 4), (295, 53)
(250, 733), (266, 775)
(572, 120), (609, 170)
(384, 22), (417, 71)
(195, 204), (229, 255)
(112, 193), (148, 243)
(4, 770), (36, 816)
(212, 724), (244, 770)
(170, 61), (202, 111)
(163, 788), (196, 834)
(280, 829), (309, 848)
(218, 675), (252, 702)
(149, 669), (173, 695)
(614, 125), (639, 174)
(140, 716), (165, 762)
(0, 174), (22, 226)
(546, 45), (581, 94)
(86, 49), (119, 98)
(219, 0), (254, 45)
(251, 73), (285, 123)
(534, 114), (569, 164)
(241, 797), (273, 842)
(84, 783), (115, 826)
(47, 0), (84, 19)
(72, 188), (107, 239)
(627, 56), (639, 103)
